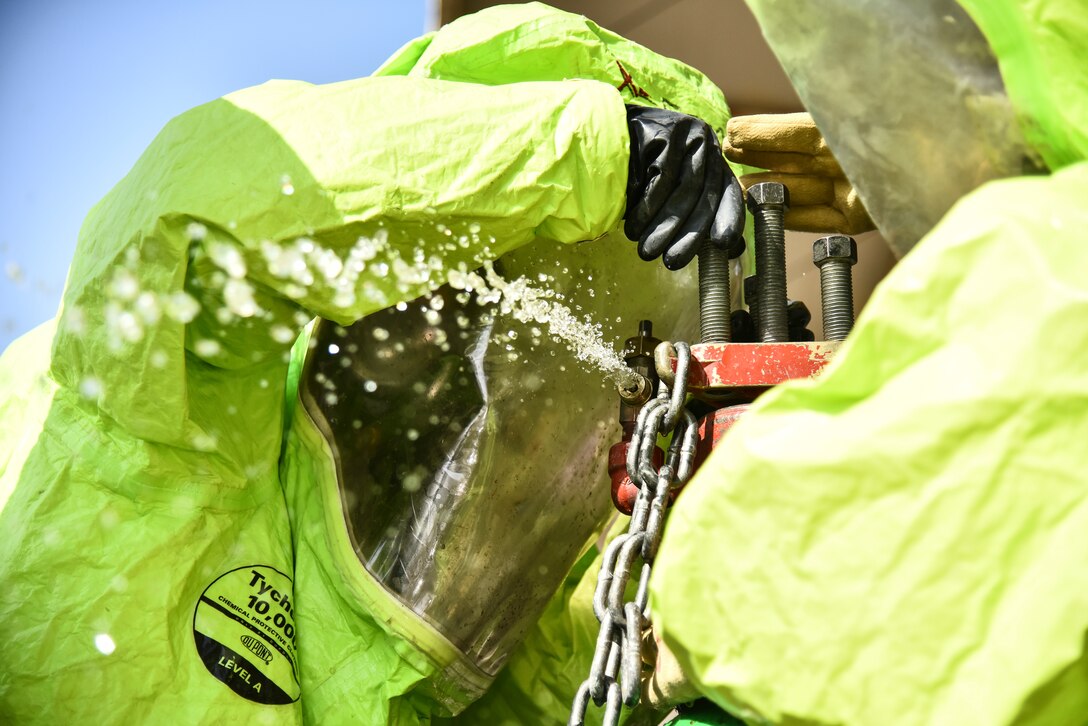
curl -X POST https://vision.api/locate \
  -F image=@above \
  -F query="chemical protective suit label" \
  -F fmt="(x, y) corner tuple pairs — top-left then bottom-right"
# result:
(192, 565), (300, 705)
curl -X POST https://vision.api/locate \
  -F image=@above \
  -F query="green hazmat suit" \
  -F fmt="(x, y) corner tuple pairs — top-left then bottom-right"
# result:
(651, 0), (1088, 724)
(0, 4), (730, 723)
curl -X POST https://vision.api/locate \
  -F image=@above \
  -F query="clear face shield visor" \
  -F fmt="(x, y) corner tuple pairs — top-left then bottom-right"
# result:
(747, 0), (1044, 256)
(299, 235), (699, 675)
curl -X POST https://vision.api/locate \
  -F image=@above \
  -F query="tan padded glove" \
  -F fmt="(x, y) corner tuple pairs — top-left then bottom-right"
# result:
(642, 625), (700, 709)
(725, 113), (875, 235)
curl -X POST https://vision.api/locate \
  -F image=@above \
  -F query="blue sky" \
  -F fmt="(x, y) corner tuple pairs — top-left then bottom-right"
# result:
(0, 0), (426, 351)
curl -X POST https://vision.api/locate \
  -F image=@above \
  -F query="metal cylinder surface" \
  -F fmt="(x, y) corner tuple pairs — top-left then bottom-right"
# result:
(753, 206), (788, 342)
(819, 263), (855, 340)
(697, 242), (731, 344)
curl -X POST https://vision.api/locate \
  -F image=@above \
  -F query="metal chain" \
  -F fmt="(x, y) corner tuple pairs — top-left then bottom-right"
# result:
(569, 342), (697, 726)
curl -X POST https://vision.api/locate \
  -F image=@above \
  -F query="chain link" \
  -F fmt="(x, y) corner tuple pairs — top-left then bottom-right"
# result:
(569, 342), (696, 726)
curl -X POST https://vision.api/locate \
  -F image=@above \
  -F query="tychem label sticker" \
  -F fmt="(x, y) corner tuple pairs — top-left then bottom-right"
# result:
(193, 565), (300, 705)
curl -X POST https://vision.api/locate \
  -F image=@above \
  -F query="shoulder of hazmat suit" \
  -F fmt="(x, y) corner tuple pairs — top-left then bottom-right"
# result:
(651, 0), (1088, 724)
(0, 3), (732, 724)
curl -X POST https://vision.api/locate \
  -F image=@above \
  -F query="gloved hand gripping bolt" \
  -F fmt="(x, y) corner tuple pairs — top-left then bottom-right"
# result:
(747, 182), (790, 342)
(813, 234), (857, 340)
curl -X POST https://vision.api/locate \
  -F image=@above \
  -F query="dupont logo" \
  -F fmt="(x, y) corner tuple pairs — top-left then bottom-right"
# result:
(240, 635), (273, 664)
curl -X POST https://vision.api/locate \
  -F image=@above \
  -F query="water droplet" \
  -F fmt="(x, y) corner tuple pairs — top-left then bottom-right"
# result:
(79, 377), (103, 400)
(270, 325), (295, 344)
(208, 242), (247, 279)
(108, 269), (140, 302)
(363, 380), (378, 393)
(406, 429), (419, 441)
(165, 292), (201, 323)
(402, 471), (423, 492)
(94, 633), (116, 656)
(62, 306), (87, 336)
(150, 350), (169, 369)
(372, 327), (389, 341)
(99, 508), (120, 528)
(134, 292), (161, 325)
(224, 279), (260, 317)
(194, 339), (221, 357)
(186, 222), (208, 241)
(5, 261), (25, 284)
(312, 248), (344, 281)
(328, 343), (340, 355)
(281, 174), (295, 195)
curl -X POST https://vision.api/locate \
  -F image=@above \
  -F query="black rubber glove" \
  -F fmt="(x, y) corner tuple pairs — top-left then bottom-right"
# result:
(727, 302), (814, 342)
(625, 105), (745, 270)
(787, 300), (815, 342)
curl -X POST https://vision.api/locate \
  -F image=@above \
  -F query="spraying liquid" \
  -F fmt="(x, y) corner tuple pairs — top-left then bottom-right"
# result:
(90, 228), (642, 392)
(446, 262), (641, 389)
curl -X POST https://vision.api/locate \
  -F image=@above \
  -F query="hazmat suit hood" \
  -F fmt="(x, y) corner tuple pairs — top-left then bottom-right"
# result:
(377, 1), (731, 138)
(287, 0), (735, 717)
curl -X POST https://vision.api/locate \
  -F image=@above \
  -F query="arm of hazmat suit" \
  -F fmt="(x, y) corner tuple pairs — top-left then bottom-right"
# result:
(0, 3), (738, 724)
(651, 0), (1088, 722)
(653, 161), (1088, 726)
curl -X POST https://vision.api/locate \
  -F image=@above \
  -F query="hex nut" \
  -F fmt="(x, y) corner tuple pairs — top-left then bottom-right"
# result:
(813, 235), (858, 266)
(745, 182), (790, 212)
(623, 336), (660, 360)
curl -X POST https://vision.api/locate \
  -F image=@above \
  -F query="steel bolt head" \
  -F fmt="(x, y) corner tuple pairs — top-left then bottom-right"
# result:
(745, 182), (790, 212)
(813, 235), (858, 266)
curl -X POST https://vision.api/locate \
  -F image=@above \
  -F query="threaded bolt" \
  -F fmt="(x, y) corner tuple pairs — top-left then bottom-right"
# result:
(813, 235), (858, 340)
(746, 182), (790, 342)
(697, 241), (731, 343)
(743, 275), (759, 333)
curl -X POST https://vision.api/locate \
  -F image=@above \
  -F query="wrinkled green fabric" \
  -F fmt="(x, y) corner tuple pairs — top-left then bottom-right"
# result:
(655, 162), (1088, 726)
(957, 0), (1088, 171)
(0, 3), (729, 723)
(653, 1), (1088, 722)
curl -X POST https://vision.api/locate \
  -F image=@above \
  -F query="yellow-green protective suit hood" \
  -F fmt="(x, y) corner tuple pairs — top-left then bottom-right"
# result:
(651, 0), (1088, 724)
(0, 3), (733, 724)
